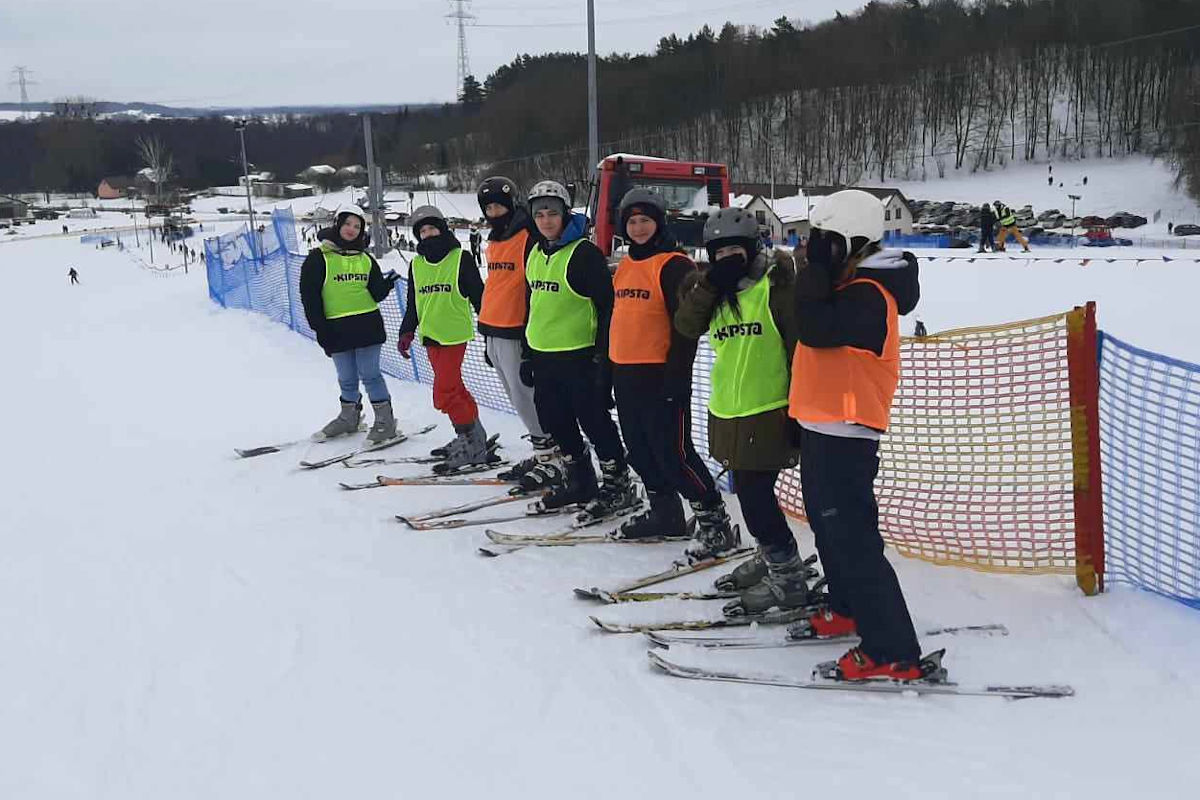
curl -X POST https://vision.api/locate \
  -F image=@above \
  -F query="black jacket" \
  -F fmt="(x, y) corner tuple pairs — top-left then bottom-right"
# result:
(299, 228), (392, 356)
(795, 249), (920, 356)
(612, 236), (701, 400)
(478, 207), (541, 341)
(398, 231), (484, 345)
(980, 206), (996, 229)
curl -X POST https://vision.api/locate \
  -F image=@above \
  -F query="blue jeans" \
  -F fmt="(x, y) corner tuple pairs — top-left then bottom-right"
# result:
(331, 345), (390, 404)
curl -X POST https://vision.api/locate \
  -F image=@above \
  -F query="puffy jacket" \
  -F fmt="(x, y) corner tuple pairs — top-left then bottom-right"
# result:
(675, 248), (800, 471)
(299, 228), (391, 356)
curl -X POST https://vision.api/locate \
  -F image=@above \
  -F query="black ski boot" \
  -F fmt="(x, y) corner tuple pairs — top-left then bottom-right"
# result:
(615, 491), (687, 539)
(531, 451), (598, 512)
(714, 551), (767, 592)
(684, 499), (741, 563)
(499, 434), (559, 483)
(578, 459), (642, 525)
(723, 552), (819, 617)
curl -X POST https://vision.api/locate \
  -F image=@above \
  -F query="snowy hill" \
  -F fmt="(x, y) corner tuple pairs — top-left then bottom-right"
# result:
(2, 202), (1199, 797)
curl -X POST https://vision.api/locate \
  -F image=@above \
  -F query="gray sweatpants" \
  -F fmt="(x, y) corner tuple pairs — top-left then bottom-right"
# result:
(484, 335), (545, 437)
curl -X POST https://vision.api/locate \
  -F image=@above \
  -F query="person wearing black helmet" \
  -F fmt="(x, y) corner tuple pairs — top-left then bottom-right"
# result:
(397, 205), (490, 473)
(474, 176), (557, 486)
(609, 188), (737, 561)
(299, 205), (402, 446)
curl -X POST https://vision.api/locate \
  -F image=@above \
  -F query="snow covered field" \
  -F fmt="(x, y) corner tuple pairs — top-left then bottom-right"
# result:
(3, 193), (1200, 798)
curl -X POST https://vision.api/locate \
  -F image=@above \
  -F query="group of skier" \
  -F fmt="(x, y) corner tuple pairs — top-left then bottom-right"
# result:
(298, 177), (933, 683)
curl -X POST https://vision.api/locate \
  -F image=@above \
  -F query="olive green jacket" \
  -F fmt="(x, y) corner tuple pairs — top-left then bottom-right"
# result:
(675, 249), (801, 472)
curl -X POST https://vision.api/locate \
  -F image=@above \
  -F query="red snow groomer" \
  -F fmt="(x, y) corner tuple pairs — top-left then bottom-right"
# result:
(586, 154), (730, 259)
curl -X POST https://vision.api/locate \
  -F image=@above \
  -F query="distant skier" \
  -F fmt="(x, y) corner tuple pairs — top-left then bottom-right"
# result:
(299, 205), (401, 445)
(68, 267), (79, 285)
(978, 203), (996, 253)
(609, 188), (737, 561)
(993, 200), (1030, 252)
(675, 205), (816, 603)
(788, 189), (931, 682)
(397, 205), (490, 473)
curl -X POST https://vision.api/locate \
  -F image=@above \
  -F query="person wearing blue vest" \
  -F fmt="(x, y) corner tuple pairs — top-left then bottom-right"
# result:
(300, 206), (401, 445)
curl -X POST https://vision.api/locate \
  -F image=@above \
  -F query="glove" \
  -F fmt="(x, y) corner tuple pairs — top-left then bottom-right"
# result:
(519, 360), (536, 388)
(382, 269), (400, 287)
(706, 253), (748, 295)
(594, 355), (615, 410)
(397, 331), (415, 360)
(483, 338), (494, 368)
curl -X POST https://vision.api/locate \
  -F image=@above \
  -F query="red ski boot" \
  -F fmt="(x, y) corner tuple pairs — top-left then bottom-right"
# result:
(816, 647), (948, 683)
(786, 608), (857, 641)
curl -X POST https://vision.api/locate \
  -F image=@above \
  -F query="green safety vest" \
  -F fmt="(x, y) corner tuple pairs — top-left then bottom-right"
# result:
(322, 249), (379, 320)
(525, 240), (597, 353)
(707, 267), (790, 419)
(997, 205), (1016, 227)
(412, 248), (474, 345)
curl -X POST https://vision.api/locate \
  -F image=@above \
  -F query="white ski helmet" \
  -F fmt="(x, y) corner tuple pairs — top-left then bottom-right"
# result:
(808, 190), (885, 249)
(528, 180), (572, 211)
(335, 204), (367, 227)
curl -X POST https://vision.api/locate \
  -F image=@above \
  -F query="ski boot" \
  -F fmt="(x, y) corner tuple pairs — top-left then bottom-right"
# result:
(723, 551), (819, 617)
(365, 399), (398, 446)
(530, 451), (598, 512)
(786, 607), (858, 641)
(433, 420), (493, 474)
(714, 551), (766, 592)
(614, 491), (687, 539)
(577, 459), (642, 526)
(814, 648), (947, 683)
(499, 434), (558, 483)
(313, 398), (362, 442)
(684, 500), (741, 563)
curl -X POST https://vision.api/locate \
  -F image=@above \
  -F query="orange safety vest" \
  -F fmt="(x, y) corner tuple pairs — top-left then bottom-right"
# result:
(609, 251), (693, 365)
(788, 277), (900, 432)
(478, 228), (530, 329)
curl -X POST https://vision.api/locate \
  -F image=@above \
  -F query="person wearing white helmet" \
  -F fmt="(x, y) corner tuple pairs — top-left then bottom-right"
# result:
(300, 205), (402, 445)
(520, 179), (635, 522)
(785, 189), (934, 684)
(396, 205), (490, 473)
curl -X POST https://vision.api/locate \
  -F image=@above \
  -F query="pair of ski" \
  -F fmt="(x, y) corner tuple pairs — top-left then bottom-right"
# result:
(340, 442), (508, 490)
(234, 424), (367, 458)
(476, 505), (687, 557)
(234, 423), (436, 464)
(341, 434), (503, 469)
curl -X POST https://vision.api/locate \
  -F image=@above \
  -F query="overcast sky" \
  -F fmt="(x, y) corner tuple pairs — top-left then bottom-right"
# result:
(3, 1), (868, 107)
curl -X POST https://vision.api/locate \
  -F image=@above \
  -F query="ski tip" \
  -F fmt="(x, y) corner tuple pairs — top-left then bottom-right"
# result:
(573, 587), (601, 601)
(643, 631), (671, 649)
(477, 547), (501, 558)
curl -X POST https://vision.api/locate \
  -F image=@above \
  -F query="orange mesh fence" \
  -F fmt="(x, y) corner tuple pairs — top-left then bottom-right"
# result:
(775, 310), (1091, 575)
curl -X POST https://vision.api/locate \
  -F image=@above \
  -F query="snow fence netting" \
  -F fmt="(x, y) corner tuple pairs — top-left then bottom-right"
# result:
(1098, 333), (1200, 608)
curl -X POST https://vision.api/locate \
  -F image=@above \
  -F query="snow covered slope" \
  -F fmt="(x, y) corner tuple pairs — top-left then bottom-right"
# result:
(2, 222), (1199, 799)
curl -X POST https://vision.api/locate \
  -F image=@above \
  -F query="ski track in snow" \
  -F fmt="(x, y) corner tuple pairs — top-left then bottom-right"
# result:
(2, 204), (1200, 798)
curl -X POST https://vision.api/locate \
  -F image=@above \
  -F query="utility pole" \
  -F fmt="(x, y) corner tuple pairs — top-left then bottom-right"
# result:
(363, 115), (387, 259)
(587, 0), (599, 182)
(446, 1), (475, 95)
(9, 66), (36, 119)
(234, 119), (259, 257)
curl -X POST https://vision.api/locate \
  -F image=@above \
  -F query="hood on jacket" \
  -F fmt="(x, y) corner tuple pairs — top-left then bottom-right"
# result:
(317, 225), (368, 253)
(853, 249), (920, 315)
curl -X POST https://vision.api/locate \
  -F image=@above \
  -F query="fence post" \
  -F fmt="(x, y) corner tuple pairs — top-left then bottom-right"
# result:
(1066, 301), (1105, 595)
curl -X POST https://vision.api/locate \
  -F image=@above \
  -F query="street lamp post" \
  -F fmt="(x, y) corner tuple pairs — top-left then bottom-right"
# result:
(1069, 193), (1081, 245)
(586, 0), (598, 183)
(234, 119), (259, 256)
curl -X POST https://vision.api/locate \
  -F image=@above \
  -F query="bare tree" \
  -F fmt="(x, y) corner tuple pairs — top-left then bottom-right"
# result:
(136, 135), (175, 205)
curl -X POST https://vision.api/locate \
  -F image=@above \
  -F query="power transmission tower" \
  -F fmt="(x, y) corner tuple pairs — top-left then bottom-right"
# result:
(445, 1), (475, 96)
(9, 66), (37, 119)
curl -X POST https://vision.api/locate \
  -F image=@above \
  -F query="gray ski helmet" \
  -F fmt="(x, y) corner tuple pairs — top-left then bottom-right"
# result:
(703, 207), (760, 259)
(528, 180), (571, 210)
(411, 204), (447, 237)
(478, 176), (520, 214)
(618, 187), (667, 230)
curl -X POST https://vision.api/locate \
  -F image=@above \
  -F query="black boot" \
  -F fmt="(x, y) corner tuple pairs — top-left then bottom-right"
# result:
(685, 499), (741, 563)
(533, 451), (598, 511)
(578, 458), (642, 524)
(615, 491), (687, 539)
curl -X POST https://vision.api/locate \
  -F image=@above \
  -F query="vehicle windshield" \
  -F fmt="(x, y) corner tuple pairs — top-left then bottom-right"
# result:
(631, 179), (710, 212)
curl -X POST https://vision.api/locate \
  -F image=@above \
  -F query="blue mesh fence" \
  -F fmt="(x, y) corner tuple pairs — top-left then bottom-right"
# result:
(1098, 332), (1200, 608)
